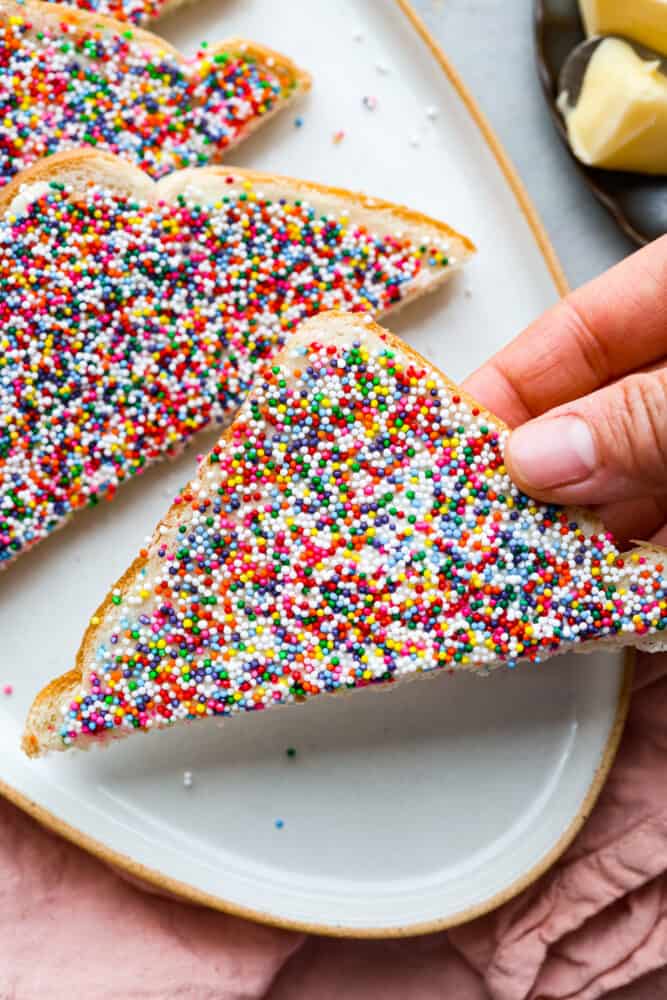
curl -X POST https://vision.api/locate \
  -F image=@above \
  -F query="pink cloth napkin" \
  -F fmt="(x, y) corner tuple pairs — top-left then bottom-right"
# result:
(2, 654), (666, 1000)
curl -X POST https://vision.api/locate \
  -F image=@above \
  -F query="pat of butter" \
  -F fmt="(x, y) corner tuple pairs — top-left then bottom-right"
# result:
(559, 38), (667, 174)
(6, 181), (52, 217)
(580, 0), (667, 58)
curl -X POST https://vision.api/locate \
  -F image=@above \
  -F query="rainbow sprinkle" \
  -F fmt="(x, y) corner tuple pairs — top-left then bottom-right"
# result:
(0, 180), (453, 567)
(59, 325), (667, 746)
(0, 8), (304, 184)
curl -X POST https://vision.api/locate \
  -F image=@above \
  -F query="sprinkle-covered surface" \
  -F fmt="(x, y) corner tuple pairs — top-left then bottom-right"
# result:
(0, 2), (307, 184)
(0, 177), (456, 568)
(49, 319), (666, 749)
(47, 0), (181, 27)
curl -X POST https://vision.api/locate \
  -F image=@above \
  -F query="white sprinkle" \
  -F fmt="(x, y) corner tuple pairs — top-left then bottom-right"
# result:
(426, 105), (439, 121)
(183, 770), (193, 788)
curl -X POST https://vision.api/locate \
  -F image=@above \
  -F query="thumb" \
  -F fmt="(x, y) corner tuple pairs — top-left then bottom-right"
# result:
(504, 368), (667, 505)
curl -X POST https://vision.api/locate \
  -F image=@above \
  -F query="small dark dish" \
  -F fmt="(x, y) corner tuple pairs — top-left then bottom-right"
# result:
(535, 0), (667, 246)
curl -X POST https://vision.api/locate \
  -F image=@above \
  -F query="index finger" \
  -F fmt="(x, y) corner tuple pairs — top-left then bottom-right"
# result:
(462, 234), (667, 428)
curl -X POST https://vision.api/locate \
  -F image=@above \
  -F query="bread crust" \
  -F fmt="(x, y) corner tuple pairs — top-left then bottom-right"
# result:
(151, 0), (198, 19)
(0, 148), (474, 256)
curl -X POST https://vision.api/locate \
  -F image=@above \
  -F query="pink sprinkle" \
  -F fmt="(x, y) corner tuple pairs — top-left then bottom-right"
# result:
(3, 685), (13, 696)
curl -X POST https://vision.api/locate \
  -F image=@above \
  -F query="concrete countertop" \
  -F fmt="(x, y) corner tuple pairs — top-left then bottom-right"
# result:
(412, 0), (637, 289)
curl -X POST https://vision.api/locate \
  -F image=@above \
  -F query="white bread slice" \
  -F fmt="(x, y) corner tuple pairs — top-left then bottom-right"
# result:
(0, 149), (474, 570)
(0, 0), (311, 183)
(23, 312), (667, 757)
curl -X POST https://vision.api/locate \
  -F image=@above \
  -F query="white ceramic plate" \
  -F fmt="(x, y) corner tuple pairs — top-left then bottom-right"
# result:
(0, 0), (629, 935)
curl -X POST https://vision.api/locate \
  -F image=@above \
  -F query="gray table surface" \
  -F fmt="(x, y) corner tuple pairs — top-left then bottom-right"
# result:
(412, 0), (637, 290)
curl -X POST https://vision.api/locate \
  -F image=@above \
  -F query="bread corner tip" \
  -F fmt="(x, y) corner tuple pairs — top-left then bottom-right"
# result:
(21, 729), (41, 759)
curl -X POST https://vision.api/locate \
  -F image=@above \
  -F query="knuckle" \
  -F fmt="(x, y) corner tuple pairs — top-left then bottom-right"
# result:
(561, 298), (611, 387)
(612, 371), (667, 485)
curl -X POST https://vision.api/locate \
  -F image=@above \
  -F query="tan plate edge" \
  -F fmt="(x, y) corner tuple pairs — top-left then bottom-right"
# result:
(0, 0), (632, 938)
(0, 654), (634, 938)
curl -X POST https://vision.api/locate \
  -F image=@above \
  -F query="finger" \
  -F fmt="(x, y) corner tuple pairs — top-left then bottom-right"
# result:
(461, 362), (530, 428)
(650, 521), (667, 548)
(593, 495), (667, 548)
(463, 234), (667, 427)
(505, 367), (667, 505)
(633, 651), (667, 691)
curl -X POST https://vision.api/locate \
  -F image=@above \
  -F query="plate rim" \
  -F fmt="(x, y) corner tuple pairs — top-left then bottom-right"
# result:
(0, 0), (633, 938)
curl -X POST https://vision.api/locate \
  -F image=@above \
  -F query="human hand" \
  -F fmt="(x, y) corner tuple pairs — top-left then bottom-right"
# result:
(463, 234), (667, 549)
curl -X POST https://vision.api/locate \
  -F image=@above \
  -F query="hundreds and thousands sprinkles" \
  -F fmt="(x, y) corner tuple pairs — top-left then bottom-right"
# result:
(0, 2), (308, 184)
(46, 0), (187, 27)
(0, 169), (461, 568)
(36, 318), (666, 752)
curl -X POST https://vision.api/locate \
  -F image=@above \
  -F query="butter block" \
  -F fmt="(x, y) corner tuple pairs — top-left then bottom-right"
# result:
(558, 37), (667, 174)
(579, 0), (667, 58)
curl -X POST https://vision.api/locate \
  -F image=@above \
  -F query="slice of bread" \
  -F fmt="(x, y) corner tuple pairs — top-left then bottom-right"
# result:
(23, 311), (667, 757)
(0, 0), (311, 184)
(0, 149), (473, 569)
